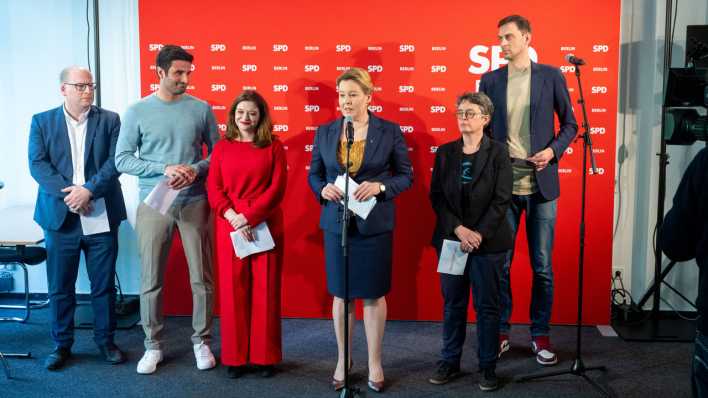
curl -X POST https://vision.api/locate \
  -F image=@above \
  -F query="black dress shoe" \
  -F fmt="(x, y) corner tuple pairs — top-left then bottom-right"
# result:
(258, 365), (275, 378)
(98, 343), (126, 364)
(227, 365), (248, 379)
(45, 347), (71, 370)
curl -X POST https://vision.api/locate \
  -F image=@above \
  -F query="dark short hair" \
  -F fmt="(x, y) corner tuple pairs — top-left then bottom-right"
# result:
(226, 90), (274, 148)
(498, 15), (531, 34)
(456, 92), (494, 117)
(156, 45), (194, 72)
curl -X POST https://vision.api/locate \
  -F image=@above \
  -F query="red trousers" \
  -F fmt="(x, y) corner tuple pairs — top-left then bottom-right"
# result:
(217, 225), (283, 366)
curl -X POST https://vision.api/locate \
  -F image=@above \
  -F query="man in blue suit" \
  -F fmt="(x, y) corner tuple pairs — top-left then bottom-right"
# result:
(28, 66), (127, 370)
(479, 15), (578, 366)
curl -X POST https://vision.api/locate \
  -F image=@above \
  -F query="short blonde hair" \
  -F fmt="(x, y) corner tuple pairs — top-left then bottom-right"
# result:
(336, 67), (373, 95)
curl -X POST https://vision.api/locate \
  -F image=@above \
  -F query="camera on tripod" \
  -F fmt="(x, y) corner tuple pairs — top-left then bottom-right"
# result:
(664, 67), (708, 145)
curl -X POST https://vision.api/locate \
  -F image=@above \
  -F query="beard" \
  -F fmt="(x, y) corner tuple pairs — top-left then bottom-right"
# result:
(172, 83), (187, 95)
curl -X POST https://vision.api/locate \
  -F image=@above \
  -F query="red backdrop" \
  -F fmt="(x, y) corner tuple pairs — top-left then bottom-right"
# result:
(138, 0), (620, 325)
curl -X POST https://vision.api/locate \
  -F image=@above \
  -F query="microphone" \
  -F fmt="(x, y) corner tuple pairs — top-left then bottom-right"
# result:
(344, 115), (354, 145)
(565, 54), (586, 66)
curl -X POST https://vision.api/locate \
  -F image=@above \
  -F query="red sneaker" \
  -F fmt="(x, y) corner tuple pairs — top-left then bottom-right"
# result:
(531, 336), (558, 366)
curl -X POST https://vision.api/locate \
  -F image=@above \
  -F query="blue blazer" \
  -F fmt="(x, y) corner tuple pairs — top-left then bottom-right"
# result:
(308, 113), (413, 235)
(28, 105), (127, 231)
(479, 62), (578, 201)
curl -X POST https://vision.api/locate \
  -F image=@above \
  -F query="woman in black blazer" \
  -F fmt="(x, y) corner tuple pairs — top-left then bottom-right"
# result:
(428, 92), (512, 391)
(308, 67), (413, 393)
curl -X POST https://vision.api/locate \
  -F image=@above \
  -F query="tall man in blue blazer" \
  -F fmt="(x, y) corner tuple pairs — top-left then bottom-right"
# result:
(479, 15), (578, 366)
(28, 66), (127, 370)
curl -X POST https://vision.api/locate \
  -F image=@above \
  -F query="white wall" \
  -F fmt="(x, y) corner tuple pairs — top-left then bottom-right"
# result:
(614, 0), (708, 311)
(0, 0), (142, 295)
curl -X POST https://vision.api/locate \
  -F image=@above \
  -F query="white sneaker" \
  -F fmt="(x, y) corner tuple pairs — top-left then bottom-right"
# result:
(194, 342), (216, 370)
(136, 349), (163, 374)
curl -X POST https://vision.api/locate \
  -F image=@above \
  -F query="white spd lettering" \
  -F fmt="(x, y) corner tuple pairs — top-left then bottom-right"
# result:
(468, 45), (538, 74)
(304, 64), (320, 72)
(336, 44), (352, 52)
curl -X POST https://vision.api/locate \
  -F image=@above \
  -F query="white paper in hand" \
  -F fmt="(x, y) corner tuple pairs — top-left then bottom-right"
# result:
(144, 178), (181, 215)
(230, 222), (276, 259)
(79, 197), (110, 235)
(334, 174), (377, 220)
(437, 239), (468, 275)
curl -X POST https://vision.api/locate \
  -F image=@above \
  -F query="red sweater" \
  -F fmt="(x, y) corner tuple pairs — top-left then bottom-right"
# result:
(207, 138), (287, 232)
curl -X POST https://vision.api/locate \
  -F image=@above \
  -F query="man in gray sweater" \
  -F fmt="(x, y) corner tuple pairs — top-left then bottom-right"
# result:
(115, 45), (219, 375)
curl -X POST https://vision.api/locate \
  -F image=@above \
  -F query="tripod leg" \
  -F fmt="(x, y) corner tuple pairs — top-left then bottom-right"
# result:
(0, 352), (11, 379)
(515, 368), (573, 382)
(581, 373), (613, 397)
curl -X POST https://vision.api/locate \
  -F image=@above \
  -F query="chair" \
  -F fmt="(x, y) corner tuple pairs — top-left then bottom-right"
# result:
(0, 245), (46, 379)
(0, 245), (47, 322)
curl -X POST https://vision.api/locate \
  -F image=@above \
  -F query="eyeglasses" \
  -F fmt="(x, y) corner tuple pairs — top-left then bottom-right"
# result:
(455, 110), (485, 120)
(64, 83), (97, 92)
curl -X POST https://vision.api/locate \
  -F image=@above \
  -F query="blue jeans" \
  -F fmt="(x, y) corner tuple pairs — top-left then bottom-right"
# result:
(439, 251), (504, 371)
(693, 330), (708, 398)
(499, 193), (557, 337)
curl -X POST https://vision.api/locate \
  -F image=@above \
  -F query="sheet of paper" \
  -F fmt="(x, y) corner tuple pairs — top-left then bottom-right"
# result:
(80, 197), (111, 235)
(437, 239), (468, 275)
(144, 178), (181, 215)
(230, 222), (276, 259)
(334, 175), (377, 220)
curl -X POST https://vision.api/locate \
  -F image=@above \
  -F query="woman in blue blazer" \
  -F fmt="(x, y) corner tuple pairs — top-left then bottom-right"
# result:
(308, 67), (413, 392)
(428, 92), (512, 391)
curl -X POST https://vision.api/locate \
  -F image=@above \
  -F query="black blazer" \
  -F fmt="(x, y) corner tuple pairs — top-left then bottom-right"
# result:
(479, 62), (578, 201)
(429, 135), (513, 253)
(308, 113), (413, 235)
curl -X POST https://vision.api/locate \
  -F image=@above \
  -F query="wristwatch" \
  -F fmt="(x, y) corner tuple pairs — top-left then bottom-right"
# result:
(379, 183), (386, 193)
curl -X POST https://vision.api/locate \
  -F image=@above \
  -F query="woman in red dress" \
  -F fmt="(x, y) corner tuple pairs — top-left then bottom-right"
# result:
(207, 90), (287, 378)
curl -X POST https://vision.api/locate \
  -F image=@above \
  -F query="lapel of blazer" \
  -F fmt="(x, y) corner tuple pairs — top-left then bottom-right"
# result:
(444, 138), (463, 216)
(466, 135), (491, 186)
(84, 106), (98, 170)
(53, 106), (73, 179)
(529, 62), (545, 136)
(496, 66), (510, 141)
(328, 118), (345, 175)
(360, 112), (382, 173)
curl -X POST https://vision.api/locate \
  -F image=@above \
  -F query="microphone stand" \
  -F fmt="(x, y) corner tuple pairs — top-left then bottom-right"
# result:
(515, 62), (610, 396)
(339, 119), (359, 398)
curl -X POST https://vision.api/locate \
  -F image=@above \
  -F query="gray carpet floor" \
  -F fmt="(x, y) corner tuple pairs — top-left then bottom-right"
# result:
(0, 307), (694, 397)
